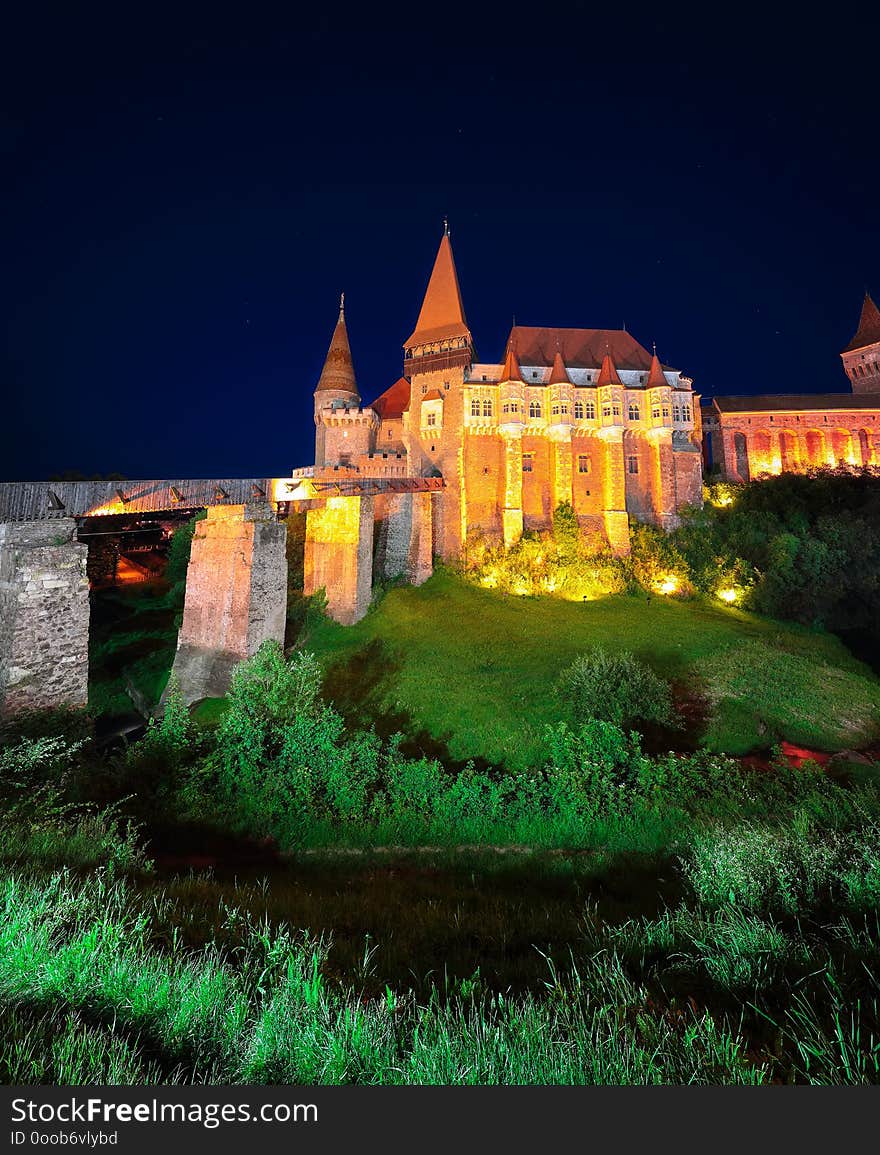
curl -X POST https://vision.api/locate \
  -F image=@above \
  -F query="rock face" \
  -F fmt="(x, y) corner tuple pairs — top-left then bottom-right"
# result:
(169, 504), (288, 704)
(0, 518), (90, 717)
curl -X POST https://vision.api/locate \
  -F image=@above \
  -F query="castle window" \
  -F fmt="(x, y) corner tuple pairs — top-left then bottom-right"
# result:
(427, 412), (436, 427)
(578, 454), (591, 474)
(574, 401), (584, 419)
(502, 402), (509, 414)
(584, 401), (596, 420)
(684, 405), (692, 421)
(522, 454), (533, 473)
(445, 380), (450, 390)
(561, 404), (568, 415)
(602, 404), (612, 418)
(652, 406), (661, 419)
(388, 429), (393, 438)
(532, 372), (539, 379)
(673, 406), (681, 422)
(662, 406), (670, 418)
(471, 399), (481, 417)
(529, 401), (542, 419)
(613, 404), (621, 417)
(421, 384), (427, 394)
(483, 400), (493, 417)
(552, 403), (560, 416)
(627, 455), (639, 474)
(628, 403), (640, 421)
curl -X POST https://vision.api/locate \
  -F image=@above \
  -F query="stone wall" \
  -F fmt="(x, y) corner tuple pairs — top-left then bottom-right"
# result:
(0, 519), (90, 717)
(303, 495), (374, 625)
(170, 504), (288, 704)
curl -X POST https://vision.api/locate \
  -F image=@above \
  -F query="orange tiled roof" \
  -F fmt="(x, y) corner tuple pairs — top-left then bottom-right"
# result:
(596, 351), (622, 387)
(842, 293), (880, 353)
(315, 304), (359, 396)
(422, 388), (445, 401)
(500, 342), (522, 381)
(548, 350), (570, 385)
(369, 377), (410, 419)
(404, 234), (471, 349)
(507, 325), (665, 371)
(646, 352), (667, 388)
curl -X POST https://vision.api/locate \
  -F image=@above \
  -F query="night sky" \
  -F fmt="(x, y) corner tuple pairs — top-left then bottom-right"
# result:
(2, 7), (877, 482)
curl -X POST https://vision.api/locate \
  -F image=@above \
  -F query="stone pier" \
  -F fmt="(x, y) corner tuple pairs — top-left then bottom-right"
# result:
(169, 504), (288, 704)
(0, 519), (90, 718)
(373, 491), (434, 587)
(303, 495), (374, 625)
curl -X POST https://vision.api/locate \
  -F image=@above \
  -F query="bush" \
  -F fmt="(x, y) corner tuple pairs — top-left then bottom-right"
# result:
(558, 647), (676, 731)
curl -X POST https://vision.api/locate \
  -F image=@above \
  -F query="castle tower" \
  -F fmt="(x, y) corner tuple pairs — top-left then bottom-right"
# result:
(841, 293), (880, 394)
(314, 295), (361, 467)
(403, 226), (475, 559)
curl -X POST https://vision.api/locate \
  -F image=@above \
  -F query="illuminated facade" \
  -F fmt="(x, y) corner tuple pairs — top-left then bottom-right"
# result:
(312, 230), (704, 559)
(704, 294), (880, 481)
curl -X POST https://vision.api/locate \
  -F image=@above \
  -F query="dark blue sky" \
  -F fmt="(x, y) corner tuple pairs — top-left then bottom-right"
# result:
(2, 6), (877, 481)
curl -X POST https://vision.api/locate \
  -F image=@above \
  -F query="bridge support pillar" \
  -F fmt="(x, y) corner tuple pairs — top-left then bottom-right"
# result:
(304, 495), (374, 625)
(0, 519), (90, 719)
(373, 491), (433, 587)
(169, 504), (288, 704)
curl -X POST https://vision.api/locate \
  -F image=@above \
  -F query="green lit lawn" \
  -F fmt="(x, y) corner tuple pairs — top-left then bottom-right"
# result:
(304, 569), (880, 768)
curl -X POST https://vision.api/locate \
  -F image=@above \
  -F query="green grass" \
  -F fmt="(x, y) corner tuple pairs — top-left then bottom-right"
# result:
(303, 569), (880, 768)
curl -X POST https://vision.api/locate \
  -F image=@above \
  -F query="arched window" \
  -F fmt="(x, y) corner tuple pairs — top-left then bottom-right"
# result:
(574, 401), (584, 419)
(672, 405), (681, 422)
(684, 405), (692, 421)
(529, 401), (542, 419)
(470, 398), (480, 417)
(552, 403), (560, 416)
(628, 403), (640, 421)
(482, 399), (493, 417)
(584, 401), (596, 420)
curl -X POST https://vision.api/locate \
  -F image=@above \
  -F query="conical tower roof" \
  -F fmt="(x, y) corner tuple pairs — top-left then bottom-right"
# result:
(596, 349), (622, 387)
(500, 340), (523, 382)
(843, 293), (880, 352)
(316, 297), (359, 397)
(404, 230), (471, 349)
(549, 349), (570, 385)
(646, 350), (667, 388)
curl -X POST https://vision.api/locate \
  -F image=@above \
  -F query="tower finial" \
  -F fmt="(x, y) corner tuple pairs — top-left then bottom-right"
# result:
(443, 216), (449, 238)
(339, 291), (345, 318)
(652, 340), (657, 355)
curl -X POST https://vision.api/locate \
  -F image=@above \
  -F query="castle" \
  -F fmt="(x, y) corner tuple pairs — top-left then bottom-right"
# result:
(2, 230), (879, 717)
(309, 227), (704, 561)
(703, 293), (880, 480)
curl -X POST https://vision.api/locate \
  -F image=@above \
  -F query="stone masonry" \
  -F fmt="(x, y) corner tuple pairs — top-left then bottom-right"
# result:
(0, 518), (90, 717)
(169, 504), (288, 704)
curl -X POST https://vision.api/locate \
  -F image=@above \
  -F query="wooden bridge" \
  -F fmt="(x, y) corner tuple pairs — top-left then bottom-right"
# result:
(0, 475), (445, 521)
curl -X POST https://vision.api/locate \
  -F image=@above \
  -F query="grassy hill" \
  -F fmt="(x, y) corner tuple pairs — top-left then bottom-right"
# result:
(302, 569), (880, 769)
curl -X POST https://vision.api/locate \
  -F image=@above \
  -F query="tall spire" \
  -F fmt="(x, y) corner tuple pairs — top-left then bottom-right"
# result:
(646, 349), (667, 388)
(843, 292), (880, 352)
(596, 349), (622, 387)
(404, 230), (471, 349)
(315, 298), (359, 397)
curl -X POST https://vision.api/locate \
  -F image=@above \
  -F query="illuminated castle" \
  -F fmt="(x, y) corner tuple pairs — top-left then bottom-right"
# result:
(311, 228), (704, 559)
(703, 293), (880, 480)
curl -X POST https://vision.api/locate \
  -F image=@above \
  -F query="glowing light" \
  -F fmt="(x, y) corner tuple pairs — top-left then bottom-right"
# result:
(717, 587), (739, 604)
(512, 581), (529, 597)
(656, 575), (679, 595)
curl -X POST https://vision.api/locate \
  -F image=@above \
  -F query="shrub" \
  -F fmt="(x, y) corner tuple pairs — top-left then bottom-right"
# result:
(558, 647), (676, 731)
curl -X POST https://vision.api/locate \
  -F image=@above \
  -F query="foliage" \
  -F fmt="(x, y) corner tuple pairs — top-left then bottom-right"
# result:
(558, 647), (677, 731)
